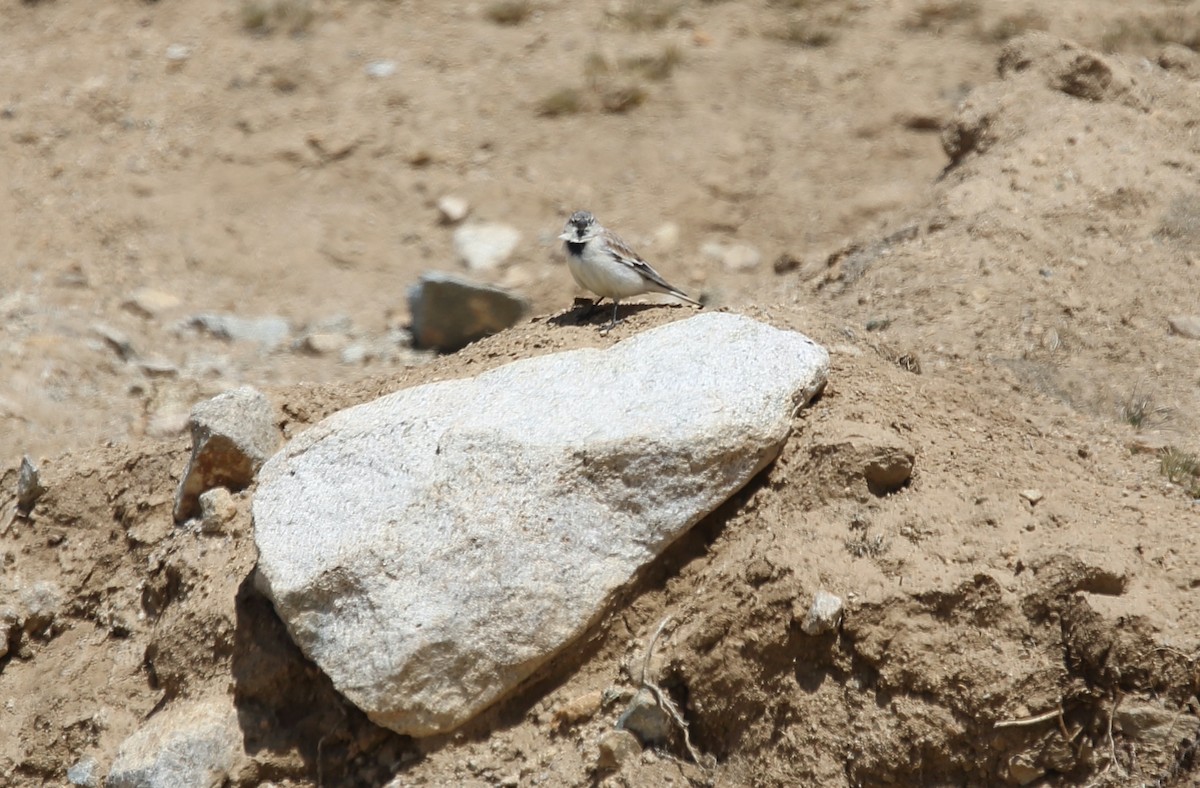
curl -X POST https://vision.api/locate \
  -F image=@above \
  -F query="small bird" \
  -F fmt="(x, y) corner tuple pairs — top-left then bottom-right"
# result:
(559, 210), (701, 332)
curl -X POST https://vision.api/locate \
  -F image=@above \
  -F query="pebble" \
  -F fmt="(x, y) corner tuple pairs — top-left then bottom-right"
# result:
(20, 580), (63, 637)
(0, 608), (18, 659)
(799, 589), (844, 635)
(198, 488), (238, 536)
(1167, 315), (1200, 340)
(1020, 489), (1044, 506)
(184, 314), (291, 352)
(124, 288), (181, 319)
(453, 222), (521, 272)
(652, 222), (680, 251)
(702, 241), (762, 272)
(365, 60), (398, 79)
(299, 332), (349, 356)
(172, 386), (280, 522)
(408, 272), (529, 353)
(16, 455), (47, 515)
(164, 44), (191, 62)
(554, 690), (603, 725)
(92, 323), (136, 361)
(138, 358), (179, 378)
(596, 729), (641, 770)
(437, 196), (470, 224)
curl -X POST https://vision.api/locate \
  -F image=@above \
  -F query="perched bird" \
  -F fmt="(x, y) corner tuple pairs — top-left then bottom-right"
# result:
(559, 210), (701, 332)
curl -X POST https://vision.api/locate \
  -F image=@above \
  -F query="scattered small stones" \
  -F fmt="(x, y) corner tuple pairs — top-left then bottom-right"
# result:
(365, 59), (398, 78)
(124, 288), (181, 319)
(798, 589), (844, 635)
(436, 195), (470, 224)
(408, 272), (529, 353)
(1167, 315), (1200, 340)
(183, 313), (291, 352)
(702, 241), (762, 272)
(106, 698), (241, 788)
(1020, 489), (1044, 506)
(16, 455), (47, 515)
(172, 386), (279, 523)
(596, 729), (641, 771)
(616, 691), (672, 746)
(453, 222), (521, 272)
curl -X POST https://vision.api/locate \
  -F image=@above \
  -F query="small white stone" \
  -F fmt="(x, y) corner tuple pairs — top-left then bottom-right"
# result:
(365, 60), (398, 78)
(702, 241), (762, 272)
(165, 44), (191, 62)
(652, 222), (680, 251)
(454, 223), (522, 272)
(1020, 489), (1044, 505)
(436, 196), (470, 224)
(800, 589), (844, 635)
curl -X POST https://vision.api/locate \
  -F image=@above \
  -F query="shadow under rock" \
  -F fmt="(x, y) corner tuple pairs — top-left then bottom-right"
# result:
(231, 574), (415, 787)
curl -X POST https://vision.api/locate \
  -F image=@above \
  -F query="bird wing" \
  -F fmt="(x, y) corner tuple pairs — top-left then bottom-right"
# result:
(604, 230), (701, 304)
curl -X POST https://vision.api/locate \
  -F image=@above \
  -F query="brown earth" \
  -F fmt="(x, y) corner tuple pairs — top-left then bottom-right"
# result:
(3, 1), (1200, 786)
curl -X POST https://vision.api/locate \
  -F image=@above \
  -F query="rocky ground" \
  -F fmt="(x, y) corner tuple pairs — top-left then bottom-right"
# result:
(2, 0), (1200, 786)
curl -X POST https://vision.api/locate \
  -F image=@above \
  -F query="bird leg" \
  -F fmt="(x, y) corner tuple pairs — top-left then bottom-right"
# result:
(600, 300), (624, 333)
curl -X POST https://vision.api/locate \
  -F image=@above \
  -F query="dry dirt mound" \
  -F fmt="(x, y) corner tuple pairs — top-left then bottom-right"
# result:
(3, 2), (1200, 787)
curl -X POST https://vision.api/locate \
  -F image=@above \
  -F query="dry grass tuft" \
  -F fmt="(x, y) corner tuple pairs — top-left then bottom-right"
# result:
(1160, 447), (1200, 498)
(536, 87), (585, 117)
(485, 0), (533, 26)
(905, 0), (980, 31)
(240, 0), (315, 35)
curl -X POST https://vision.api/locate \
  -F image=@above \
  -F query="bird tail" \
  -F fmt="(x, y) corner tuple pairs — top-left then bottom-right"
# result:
(668, 288), (702, 307)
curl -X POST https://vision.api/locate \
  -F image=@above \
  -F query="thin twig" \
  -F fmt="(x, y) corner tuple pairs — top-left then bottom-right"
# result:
(994, 706), (1064, 729)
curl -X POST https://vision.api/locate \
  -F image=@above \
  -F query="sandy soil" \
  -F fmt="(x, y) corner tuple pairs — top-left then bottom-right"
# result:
(2, 1), (1199, 786)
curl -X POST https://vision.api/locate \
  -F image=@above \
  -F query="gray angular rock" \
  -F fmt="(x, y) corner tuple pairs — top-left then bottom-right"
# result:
(107, 699), (240, 788)
(408, 272), (529, 352)
(16, 455), (46, 515)
(616, 691), (672, 746)
(453, 222), (521, 271)
(173, 387), (279, 523)
(253, 313), (829, 737)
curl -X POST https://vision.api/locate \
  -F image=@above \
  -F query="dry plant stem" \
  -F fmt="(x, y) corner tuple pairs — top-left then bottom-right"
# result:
(994, 705), (1065, 728)
(639, 615), (710, 768)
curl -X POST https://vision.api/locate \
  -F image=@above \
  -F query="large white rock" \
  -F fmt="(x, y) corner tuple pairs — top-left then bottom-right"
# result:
(253, 313), (828, 737)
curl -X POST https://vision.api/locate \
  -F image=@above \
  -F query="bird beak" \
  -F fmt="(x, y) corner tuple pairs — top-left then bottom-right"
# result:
(558, 231), (575, 241)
